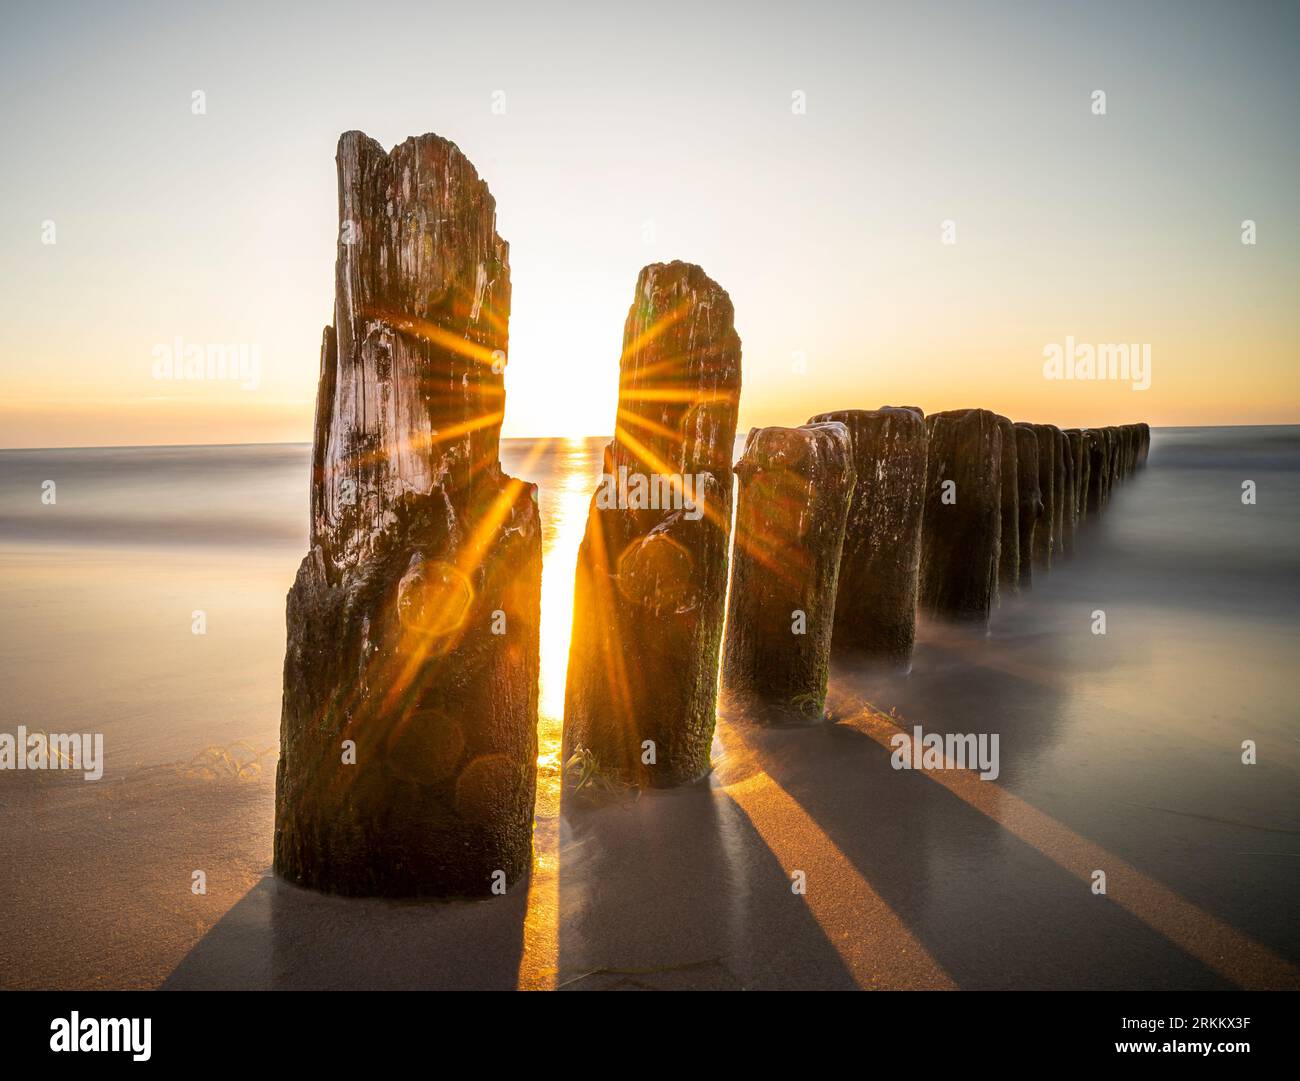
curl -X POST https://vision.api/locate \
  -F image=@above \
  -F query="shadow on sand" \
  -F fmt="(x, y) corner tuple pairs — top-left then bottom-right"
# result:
(725, 686), (1235, 990)
(554, 775), (858, 990)
(164, 873), (528, 990)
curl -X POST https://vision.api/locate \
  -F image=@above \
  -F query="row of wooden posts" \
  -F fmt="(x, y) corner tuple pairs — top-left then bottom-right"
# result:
(560, 264), (1153, 795)
(274, 134), (1151, 898)
(720, 411), (1151, 727)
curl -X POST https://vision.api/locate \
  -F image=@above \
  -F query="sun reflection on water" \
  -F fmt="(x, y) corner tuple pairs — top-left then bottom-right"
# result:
(536, 441), (596, 803)
(513, 434), (604, 990)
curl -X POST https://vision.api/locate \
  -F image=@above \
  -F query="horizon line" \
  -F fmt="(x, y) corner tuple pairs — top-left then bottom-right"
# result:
(0, 423), (1294, 454)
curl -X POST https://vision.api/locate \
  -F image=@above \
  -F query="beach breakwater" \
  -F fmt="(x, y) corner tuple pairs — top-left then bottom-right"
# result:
(277, 130), (1149, 897)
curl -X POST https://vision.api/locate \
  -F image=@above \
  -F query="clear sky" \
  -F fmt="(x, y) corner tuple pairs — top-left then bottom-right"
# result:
(2, 0), (1298, 448)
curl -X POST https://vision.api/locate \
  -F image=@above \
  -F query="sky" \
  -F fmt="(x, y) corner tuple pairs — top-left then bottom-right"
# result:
(1, 0), (1298, 448)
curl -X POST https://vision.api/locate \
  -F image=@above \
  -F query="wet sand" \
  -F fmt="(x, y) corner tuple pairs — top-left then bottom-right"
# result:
(7, 649), (1297, 990)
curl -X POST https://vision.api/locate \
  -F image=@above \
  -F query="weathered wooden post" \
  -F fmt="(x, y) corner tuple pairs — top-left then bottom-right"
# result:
(1028, 423), (1058, 568)
(919, 408), (1002, 623)
(807, 406), (928, 665)
(1124, 424), (1140, 476)
(563, 261), (741, 787)
(721, 423), (855, 724)
(995, 414), (1020, 598)
(1066, 429), (1088, 530)
(275, 131), (542, 898)
(1084, 428), (1107, 516)
(1013, 424), (1043, 588)
(1057, 428), (1076, 558)
(1105, 427), (1121, 502)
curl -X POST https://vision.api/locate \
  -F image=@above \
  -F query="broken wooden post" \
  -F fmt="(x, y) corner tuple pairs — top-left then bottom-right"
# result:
(275, 131), (542, 898)
(563, 261), (741, 787)
(807, 406), (928, 666)
(919, 408), (1002, 623)
(721, 422), (855, 724)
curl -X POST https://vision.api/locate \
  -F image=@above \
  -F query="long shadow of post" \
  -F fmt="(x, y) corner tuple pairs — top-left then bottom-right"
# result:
(555, 777), (857, 990)
(164, 873), (528, 990)
(724, 618), (1239, 990)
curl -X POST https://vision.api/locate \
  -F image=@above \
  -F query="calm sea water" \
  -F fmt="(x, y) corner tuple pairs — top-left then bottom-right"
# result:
(1, 428), (1297, 759)
(0, 437), (606, 768)
(1, 426), (1297, 986)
